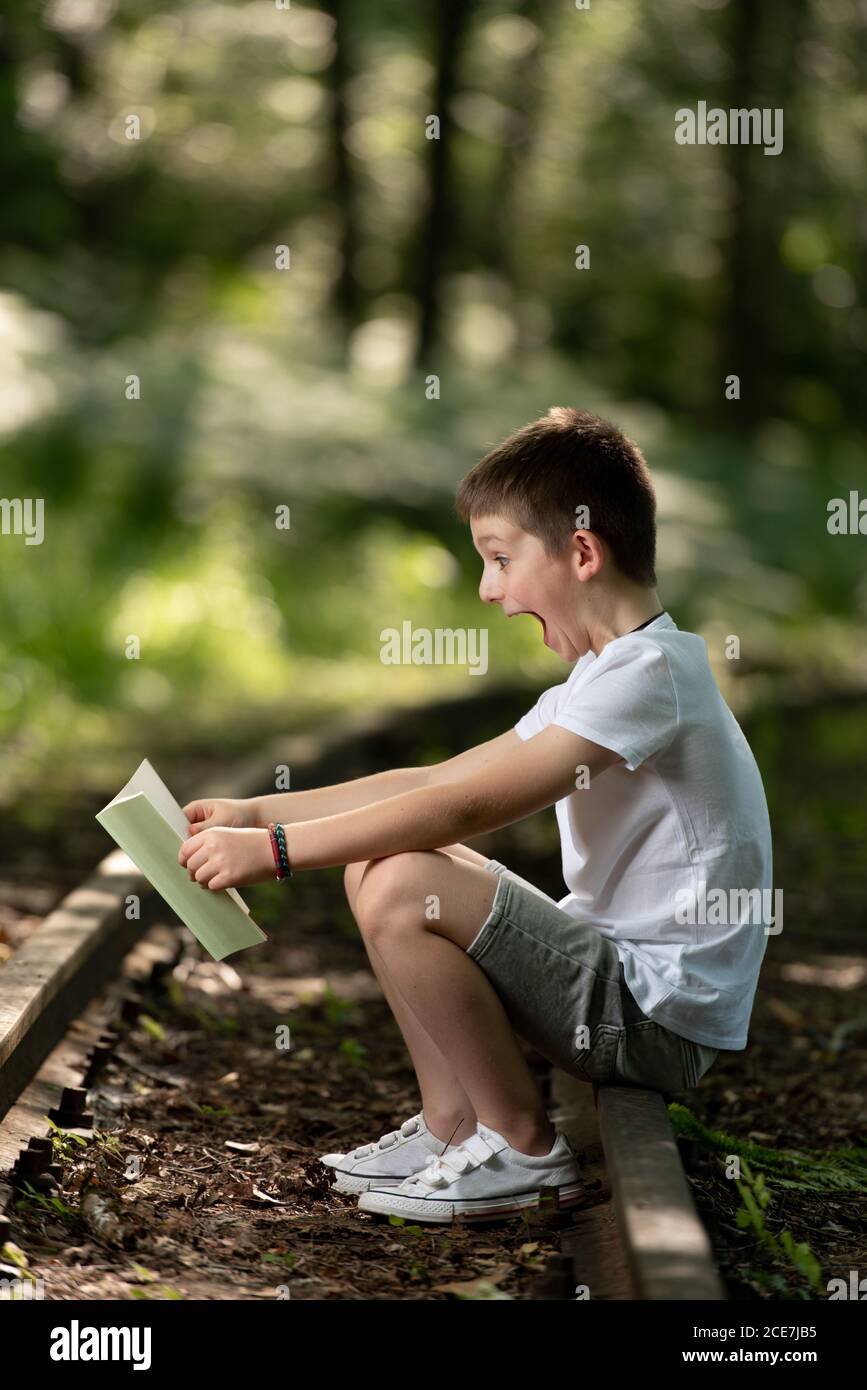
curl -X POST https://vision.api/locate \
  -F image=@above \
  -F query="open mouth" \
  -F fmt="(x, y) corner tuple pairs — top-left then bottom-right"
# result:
(513, 610), (547, 642)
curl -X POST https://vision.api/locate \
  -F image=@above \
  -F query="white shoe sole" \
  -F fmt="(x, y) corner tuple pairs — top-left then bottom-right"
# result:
(357, 1179), (586, 1223)
(330, 1169), (408, 1194)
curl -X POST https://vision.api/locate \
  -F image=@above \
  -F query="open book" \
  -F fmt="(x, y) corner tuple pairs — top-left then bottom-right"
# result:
(96, 759), (268, 961)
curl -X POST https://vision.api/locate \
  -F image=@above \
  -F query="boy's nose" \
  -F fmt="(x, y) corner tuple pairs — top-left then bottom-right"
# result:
(479, 577), (502, 604)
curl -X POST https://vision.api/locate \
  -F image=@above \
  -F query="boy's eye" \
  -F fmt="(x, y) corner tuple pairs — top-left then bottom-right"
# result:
(494, 556), (509, 570)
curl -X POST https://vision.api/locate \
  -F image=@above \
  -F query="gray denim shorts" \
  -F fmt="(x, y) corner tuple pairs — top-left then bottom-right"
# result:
(466, 859), (719, 1093)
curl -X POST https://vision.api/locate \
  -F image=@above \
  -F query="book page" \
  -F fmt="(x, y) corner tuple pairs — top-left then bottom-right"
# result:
(96, 793), (267, 962)
(104, 759), (251, 915)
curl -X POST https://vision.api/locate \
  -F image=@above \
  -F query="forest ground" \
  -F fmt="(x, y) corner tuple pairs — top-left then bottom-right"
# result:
(1, 691), (865, 1300)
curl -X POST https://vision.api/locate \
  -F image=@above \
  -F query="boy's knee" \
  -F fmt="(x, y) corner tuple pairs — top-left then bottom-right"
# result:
(344, 856), (400, 909)
(350, 852), (429, 923)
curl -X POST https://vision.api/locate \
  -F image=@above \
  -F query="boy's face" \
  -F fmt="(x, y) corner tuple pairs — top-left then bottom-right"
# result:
(470, 513), (590, 662)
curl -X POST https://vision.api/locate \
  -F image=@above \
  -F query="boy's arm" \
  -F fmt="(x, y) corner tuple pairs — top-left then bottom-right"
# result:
(255, 766), (429, 826)
(282, 725), (623, 871)
(254, 729), (522, 826)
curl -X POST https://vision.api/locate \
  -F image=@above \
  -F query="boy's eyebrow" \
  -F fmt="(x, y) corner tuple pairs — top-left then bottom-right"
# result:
(475, 533), (503, 545)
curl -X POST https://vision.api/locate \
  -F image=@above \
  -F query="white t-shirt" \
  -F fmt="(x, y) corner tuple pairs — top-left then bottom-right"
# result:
(513, 613), (772, 1050)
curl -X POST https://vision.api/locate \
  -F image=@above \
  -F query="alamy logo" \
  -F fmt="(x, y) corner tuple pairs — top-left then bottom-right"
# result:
(49, 1320), (151, 1369)
(675, 102), (783, 156)
(0, 497), (44, 545)
(380, 622), (488, 676)
(674, 880), (782, 935)
(827, 1270), (866, 1299)
(827, 491), (867, 534)
(0, 1275), (45, 1299)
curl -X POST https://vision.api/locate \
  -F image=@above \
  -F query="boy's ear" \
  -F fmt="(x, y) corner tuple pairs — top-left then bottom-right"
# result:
(572, 529), (606, 578)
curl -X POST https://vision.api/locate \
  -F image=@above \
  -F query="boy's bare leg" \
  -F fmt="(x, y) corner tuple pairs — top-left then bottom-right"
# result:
(350, 849), (556, 1157)
(431, 842), (492, 868)
(344, 843), (493, 1148)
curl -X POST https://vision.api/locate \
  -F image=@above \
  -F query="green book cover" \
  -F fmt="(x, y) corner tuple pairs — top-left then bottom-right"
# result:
(96, 760), (267, 961)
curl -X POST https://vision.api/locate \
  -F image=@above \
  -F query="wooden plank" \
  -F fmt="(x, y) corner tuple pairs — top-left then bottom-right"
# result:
(563, 1200), (638, 1301)
(0, 924), (181, 1213)
(549, 1069), (635, 1300)
(0, 851), (148, 1122)
(596, 1085), (726, 1300)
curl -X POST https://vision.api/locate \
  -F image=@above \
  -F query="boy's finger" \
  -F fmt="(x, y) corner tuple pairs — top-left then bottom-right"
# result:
(179, 834), (202, 865)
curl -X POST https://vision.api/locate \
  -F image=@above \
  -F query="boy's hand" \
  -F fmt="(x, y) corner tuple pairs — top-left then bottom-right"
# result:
(178, 827), (275, 891)
(181, 797), (259, 835)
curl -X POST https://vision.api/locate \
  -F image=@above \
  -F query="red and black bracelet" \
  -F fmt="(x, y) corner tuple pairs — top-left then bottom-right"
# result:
(267, 822), (293, 879)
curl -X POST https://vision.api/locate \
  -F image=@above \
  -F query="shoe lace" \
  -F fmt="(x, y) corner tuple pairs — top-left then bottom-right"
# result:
(413, 1131), (497, 1190)
(347, 1114), (421, 1161)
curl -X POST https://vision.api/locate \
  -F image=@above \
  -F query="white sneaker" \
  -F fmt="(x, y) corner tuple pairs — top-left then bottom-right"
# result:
(319, 1112), (458, 1194)
(356, 1121), (584, 1223)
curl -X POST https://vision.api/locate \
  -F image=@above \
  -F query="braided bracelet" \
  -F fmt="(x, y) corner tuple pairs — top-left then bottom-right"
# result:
(268, 822), (293, 879)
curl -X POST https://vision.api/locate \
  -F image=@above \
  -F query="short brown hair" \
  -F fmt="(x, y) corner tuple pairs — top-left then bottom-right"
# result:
(455, 406), (657, 587)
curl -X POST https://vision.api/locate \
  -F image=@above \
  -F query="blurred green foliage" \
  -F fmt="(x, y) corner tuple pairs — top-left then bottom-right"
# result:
(0, 0), (864, 804)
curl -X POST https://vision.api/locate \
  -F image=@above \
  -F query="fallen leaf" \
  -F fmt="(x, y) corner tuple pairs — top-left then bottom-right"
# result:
(433, 1263), (514, 1297)
(251, 1186), (288, 1205)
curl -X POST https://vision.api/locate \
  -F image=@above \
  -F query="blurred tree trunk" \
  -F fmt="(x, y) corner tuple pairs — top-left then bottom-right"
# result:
(323, 0), (362, 366)
(478, 0), (553, 359)
(413, 0), (476, 368)
(717, 0), (767, 431)
(716, 0), (809, 433)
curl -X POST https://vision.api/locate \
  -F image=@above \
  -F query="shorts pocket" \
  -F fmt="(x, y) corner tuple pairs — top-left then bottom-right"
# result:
(685, 1041), (719, 1086)
(571, 1023), (621, 1084)
(616, 1020), (693, 1092)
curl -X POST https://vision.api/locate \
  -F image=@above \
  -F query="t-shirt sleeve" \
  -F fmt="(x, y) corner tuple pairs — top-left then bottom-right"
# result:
(513, 678), (571, 741)
(551, 642), (679, 771)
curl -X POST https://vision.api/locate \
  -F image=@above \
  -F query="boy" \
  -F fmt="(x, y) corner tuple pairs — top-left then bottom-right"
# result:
(179, 406), (773, 1225)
